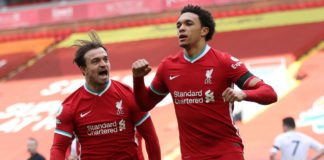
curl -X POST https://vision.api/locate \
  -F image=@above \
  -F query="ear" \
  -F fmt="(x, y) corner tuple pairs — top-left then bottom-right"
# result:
(201, 26), (209, 38)
(80, 66), (86, 76)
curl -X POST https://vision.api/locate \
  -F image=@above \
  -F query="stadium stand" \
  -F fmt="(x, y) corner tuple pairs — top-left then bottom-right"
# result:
(0, 38), (56, 80)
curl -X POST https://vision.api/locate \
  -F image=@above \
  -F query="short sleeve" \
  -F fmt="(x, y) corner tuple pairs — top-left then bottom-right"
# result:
(270, 135), (282, 153)
(309, 136), (324, 152)
(150, 60), (169, 96)
(55, 104), (74, 138)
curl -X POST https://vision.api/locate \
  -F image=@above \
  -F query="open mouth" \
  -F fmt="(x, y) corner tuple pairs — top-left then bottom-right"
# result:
(179, 35), (188, 41)
(98, 70), (108, 76)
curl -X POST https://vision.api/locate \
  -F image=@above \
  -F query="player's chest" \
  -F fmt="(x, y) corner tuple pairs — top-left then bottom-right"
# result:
(164, 63), (227, 91)
(75, 95), (132, 123)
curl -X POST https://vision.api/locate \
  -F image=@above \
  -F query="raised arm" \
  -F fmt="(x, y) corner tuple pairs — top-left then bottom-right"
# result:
(132, 59), (166, 111)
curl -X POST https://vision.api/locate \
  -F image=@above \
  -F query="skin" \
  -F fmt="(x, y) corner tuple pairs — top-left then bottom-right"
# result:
(80, 47), (110, 92)
(27, 139), (38, 155)
(176, 12), (209, 57)
(132, 12), (261, 103)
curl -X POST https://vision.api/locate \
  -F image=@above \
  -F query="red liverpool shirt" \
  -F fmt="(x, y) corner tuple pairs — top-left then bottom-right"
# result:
(55, 79), (149, 159)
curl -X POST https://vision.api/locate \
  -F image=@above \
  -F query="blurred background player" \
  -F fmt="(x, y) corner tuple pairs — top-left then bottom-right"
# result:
(270, 117), (324, 160)
(50, 31), (161, 160)
(132, 4), (277, 160)
(27, 137), (45, 160)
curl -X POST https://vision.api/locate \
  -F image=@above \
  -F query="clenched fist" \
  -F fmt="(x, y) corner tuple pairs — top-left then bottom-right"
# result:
(132, 59), (152, 77)
(222, 87), (247, 103)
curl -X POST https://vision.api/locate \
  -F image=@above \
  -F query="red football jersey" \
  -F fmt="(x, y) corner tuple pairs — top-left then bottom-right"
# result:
(55, 79), (149, 159)
(151, 45), (249, 159)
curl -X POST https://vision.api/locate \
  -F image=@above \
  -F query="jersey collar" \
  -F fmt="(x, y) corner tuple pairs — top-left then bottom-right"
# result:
(183, 44), (211, 63)
(84, 79), (111, 96)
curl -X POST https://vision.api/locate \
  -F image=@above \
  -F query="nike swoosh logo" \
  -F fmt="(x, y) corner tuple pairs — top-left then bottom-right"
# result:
(80, 111), (91, 118)
(169, 75), (180, 80)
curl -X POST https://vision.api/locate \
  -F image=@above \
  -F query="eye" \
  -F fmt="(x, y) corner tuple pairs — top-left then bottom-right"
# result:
(185, 20), (193, 26)
(91, 59), (100, 64)
(103, 57), (108, 62)
(176, 22), (181, 29)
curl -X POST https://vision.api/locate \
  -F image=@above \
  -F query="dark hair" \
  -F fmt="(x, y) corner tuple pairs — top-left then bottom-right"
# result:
(73, 30), (107, 67)
(283, 117), (296, 129)
(180, 5), (215, 41)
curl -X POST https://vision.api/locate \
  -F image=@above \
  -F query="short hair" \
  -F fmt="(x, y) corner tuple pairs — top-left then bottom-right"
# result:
(73, 30), (107, 67)
(28, 137), (38, 145)
(180, 5), (215, 41)
(283, 117), (296, 129)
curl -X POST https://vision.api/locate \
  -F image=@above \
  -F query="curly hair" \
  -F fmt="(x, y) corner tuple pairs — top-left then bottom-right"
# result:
(180, 5), (215, 41)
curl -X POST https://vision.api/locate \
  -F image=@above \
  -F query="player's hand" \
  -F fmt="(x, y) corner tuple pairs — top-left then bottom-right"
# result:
(132, 59), (152, 78)
(222, 88), (247, 103)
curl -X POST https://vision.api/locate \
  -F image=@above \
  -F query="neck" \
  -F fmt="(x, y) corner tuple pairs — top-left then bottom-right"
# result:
(284, 128), (294, 132)
(86, 81), (107, 93)
(185, 41), (206, 58)
(30, 152), (37, 155)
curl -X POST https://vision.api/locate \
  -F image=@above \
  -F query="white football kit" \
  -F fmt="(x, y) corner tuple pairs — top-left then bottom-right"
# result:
(270, 131), (324, 160)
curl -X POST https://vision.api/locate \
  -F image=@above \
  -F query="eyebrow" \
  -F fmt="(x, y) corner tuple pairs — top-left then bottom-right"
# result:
(177, 19), (194, 24)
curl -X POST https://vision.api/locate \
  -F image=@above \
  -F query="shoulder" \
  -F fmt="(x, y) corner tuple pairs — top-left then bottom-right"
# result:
(274, 132), (287, 141)
(110, 80), (136, 100)
(61, 86), (84, 113)
(62, 86), (83, 105)
(111, 80), (133, 93)
(211, 49), (240, 63)
(161, 50), (183, 64)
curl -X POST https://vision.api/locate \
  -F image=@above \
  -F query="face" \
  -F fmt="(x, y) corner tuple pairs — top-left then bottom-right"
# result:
(81, 47), (110, 88)
(27, 139), (37, 154)
(176, 12), (209, 48)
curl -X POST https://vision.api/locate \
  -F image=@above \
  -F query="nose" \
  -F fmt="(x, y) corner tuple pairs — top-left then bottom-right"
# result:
(99, 59), (107, 67)
(178, 24), (185, 32)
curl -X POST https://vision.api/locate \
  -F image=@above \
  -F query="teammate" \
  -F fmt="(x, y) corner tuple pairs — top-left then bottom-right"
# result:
(132, 5), (277, 159)
(50, 31), (161, 160)
(270, 117), (324, 160)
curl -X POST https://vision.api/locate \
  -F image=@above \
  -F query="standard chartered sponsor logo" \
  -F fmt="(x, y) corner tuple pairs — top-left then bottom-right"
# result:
(173, 90), (215, 104)
(174, 90), (203, 104)
(175, 98), (204, 104)
(87, 119), (126, 136)
(174, 90), (202, 97)
(205, 90), (215, 103)
(119, 119), (126, 131)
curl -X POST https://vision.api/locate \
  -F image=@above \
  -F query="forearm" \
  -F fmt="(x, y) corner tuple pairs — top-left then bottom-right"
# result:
(137, 118), (161, 160)
(243, 80), (278, 105)
(50, 134), (71, 160)
(312, 149), (324, 160)
(145, 136), (161, 160)
(269, 153), (276, 160)
(133, 77), (163, 111)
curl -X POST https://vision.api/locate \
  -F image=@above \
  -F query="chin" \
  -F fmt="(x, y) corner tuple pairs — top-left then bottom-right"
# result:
(180, 44), (189, 50)
(97, 79), (108, 85)
(179, 43), (188, 48)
